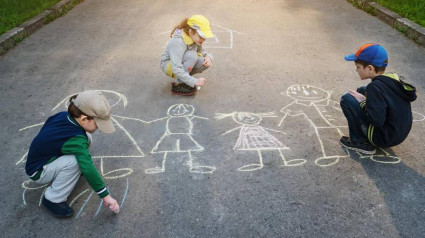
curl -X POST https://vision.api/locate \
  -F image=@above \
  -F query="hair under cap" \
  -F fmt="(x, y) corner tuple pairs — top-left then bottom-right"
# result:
(72, 90), (115, 133)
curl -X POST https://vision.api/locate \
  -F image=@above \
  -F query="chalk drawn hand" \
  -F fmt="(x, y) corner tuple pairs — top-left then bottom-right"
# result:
(203, 56), (212, 67)
(103, 195), (120, 213)
(195, 78), (206, 87)
(349, 90), (366, 102)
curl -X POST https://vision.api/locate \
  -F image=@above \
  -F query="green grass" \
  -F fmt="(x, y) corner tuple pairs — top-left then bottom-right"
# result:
(375, 0), (425, 27)
(0, 0), (63, 35)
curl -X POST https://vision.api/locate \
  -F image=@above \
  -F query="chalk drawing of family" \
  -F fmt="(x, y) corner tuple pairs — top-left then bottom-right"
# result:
(17, 88), (423, 218)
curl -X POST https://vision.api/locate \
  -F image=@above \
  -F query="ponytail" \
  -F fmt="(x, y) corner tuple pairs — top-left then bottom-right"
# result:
(170, 18), (191, 38)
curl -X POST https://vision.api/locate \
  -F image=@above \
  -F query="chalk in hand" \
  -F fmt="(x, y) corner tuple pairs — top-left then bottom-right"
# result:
(197, 86), (201, 90)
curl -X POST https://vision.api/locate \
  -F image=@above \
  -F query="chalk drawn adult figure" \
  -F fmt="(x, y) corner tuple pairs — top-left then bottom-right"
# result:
(124, 104), (216, 174)
(17, 90), (140, 219)
(278, 85), (349, 167)
(215, 112), (305, 172)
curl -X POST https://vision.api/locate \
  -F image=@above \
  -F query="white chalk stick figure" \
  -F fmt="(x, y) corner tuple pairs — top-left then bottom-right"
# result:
(278, 85), (349, 167)
(216, 111), (305, 172)
(116, 104), (216, 174)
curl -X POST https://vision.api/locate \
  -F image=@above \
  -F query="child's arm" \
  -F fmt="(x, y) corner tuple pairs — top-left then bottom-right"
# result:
(62, 136), (112, 199)
(361, 85), (387, 127)
(199, 46), (213, 63)
(103, 195), (120, 213)
(349, 90), (366, 102)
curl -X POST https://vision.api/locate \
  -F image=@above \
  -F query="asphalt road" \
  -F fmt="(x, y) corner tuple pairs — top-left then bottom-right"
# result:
(1, 0), (424, 237)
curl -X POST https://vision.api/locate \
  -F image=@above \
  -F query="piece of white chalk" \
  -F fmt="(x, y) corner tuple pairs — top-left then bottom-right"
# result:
(197, 86), (201, 90)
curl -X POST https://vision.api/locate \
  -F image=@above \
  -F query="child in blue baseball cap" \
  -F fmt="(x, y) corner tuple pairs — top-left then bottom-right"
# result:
(160, 15), (214, 96)
(339, 43), (417, 154)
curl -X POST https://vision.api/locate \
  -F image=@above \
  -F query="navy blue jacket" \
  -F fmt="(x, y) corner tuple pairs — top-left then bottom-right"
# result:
(360, 74), (417, 147)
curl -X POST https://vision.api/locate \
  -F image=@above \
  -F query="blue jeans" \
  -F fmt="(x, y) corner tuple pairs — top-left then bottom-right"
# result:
(340, 86), (370, 144)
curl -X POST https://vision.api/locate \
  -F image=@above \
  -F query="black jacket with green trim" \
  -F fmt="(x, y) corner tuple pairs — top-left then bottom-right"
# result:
(360, 74), (416, 147)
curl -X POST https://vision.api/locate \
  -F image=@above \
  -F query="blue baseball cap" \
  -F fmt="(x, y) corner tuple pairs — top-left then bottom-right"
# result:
(344, 43), (388, 67)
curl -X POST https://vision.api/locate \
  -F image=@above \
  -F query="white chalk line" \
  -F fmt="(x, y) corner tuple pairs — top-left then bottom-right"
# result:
(19, 123), (44, 131)
(70, 189), (89, 207)
(16, 151), (28, 165)
(111, 117), (145, 157)
(38, 187), (48, 206)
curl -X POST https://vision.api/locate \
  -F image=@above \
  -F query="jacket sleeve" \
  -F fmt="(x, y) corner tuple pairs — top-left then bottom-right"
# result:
(199, 45), (213, 61)
(168, 39), (198, 87)
(363, 84), (387, 127)
(62, 135), (109, 198)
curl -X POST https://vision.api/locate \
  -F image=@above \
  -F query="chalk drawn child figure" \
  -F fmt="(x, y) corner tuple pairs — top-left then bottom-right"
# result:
(278, 85), (349, 166)
(139, 104), (216, 174)
(215, 112), (305, 172)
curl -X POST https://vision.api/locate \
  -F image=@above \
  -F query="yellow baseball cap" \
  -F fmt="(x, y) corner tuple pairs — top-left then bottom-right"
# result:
(187, 15), (214, 39)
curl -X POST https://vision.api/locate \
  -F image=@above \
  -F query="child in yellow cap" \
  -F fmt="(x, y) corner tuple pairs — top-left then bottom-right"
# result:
(160, 15), (214, 96)
(25, 90), (120, 218)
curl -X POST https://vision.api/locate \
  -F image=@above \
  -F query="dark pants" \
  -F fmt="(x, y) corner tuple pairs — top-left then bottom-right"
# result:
(340, 86), (370, 144)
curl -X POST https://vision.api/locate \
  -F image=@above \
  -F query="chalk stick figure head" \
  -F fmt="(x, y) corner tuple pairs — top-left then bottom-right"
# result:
(285, 85), (330, 103)
(53, 90), (128, 112)
(168, 104), (195, 117)
(233, 112), (262, 125)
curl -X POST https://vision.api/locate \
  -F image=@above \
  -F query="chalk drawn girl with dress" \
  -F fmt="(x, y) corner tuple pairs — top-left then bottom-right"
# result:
(215, 111), (306, 172)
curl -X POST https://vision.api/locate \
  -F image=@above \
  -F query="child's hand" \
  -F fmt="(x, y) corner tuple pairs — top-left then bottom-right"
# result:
(349, 90), (366, 102)
(103, 195), (120, 213)
(203, 56), (212, 67)
(195, 78), (206, 87)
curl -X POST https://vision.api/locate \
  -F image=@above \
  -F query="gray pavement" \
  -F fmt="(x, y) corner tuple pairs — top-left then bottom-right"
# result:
(1, 0), (425, 237)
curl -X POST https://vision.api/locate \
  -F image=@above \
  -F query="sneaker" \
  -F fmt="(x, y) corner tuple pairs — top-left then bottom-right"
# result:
(340, 136), (376, 154)
(42, 196), (74, 218)
(171, 83), (196, 96)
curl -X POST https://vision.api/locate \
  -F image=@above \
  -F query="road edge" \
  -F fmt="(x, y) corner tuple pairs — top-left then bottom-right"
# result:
(0, 0), (84, 56)
(347, 0), (425, 47)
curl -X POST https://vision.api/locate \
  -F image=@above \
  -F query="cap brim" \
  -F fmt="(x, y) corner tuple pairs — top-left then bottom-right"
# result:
(94, 118), (115, 133)
(344, 54), (358, 61)
(198, 30), (214, 39)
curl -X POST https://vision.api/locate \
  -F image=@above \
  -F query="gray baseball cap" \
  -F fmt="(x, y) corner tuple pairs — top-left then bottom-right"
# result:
(72, 90), (115, 133)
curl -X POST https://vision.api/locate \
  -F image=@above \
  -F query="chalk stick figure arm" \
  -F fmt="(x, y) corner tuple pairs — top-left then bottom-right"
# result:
(278, 113), (288, 127)
(280, 101), (297, 114)
(112, 114), (168, 124)
(221, 126), (242, 136)
(191, 115), (209, 120)
(19, 122), (44, 131)
(262, 127), (286, 135)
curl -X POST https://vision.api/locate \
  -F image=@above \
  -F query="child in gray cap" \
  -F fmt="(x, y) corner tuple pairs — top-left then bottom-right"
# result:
(25, 90), (120, 218)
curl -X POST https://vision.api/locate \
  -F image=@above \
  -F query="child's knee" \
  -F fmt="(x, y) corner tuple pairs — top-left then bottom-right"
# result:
(340, 93), (356, 107)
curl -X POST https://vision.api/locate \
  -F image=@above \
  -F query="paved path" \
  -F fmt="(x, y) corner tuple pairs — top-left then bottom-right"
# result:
(1, 0), (424, 237)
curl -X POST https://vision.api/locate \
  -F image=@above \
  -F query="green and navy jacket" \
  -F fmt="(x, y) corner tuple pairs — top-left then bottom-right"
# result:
(26, 112), (109, 198)
(360, 73), (417, 147)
